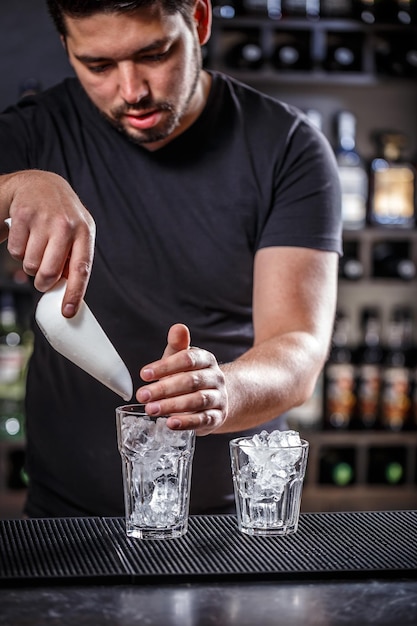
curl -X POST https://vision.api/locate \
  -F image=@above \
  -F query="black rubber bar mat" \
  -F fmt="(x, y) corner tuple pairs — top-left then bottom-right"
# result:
(1, 511), (416, 586)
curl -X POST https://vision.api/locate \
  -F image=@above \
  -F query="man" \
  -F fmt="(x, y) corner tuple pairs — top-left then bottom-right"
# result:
(0, 0), (341, 517)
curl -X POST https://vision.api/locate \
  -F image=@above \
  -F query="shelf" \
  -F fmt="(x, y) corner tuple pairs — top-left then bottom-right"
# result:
(300, 430), (417, 512)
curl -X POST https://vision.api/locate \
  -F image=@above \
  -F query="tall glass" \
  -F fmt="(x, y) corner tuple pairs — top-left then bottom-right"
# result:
(116, 404), (195, 540)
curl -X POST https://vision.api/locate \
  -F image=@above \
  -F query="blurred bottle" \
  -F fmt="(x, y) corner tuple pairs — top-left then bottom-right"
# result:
(367, 446), (407, 485)
(368, 131), (416, 228)
(353, 0), (396, 22)
(242, 0), (283, 17)
(338, 240), (364, 281)
(323, 33), (364, 72)
(379, 306), (413, 431)
(319, 447), (356, 486)
(282, 0), (320, 18)
(320, 0), (354, 17)
(372, 240), (416, 280)
(0, 292), (33, 442)
(323, 311), (357, 430)
(271, 32), (312, 72)
(334, 111), (368, 230)
(224, 34), (265, 70)
(375, 32), (417, 79)
(353, 307), (383, 429)
(212, 0), (241, 17)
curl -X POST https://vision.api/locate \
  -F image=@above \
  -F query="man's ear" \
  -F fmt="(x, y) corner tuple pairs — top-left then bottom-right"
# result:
(193, 0), (212, 46)
(60, 34), (68, 52)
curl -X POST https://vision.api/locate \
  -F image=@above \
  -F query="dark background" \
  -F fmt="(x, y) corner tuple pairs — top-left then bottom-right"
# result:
(0, 0), (73, 112)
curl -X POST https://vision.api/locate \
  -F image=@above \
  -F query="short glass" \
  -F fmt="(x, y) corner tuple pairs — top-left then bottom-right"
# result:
(116, 404), (195, 540)
(230, 434), (309, 536)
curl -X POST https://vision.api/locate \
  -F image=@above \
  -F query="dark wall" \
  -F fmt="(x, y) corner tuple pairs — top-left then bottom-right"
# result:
(0, 0), (73, 111)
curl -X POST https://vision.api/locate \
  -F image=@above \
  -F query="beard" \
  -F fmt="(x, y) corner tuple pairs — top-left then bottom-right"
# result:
(104, 47), (202, 146)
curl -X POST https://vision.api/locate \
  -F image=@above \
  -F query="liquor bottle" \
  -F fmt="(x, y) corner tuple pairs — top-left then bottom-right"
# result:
(372, 240), (416, 281)
(323, 33), (364, 73)
(396, 0), (414, 23)
(334, 111), (368, 230)
(367, 447), (406, 485)
(338, 240), (364, 281)
(319, 447), (356, 486)
(282, 0), (320, 18)
(352, 0), (375, 22)
(323, 311), (357, 430)
(0, 292), (32, 442)
(375, 32), (417, 78)
(271, 32), (312, 72)
(367, 131), (416, 228)
(242, 0), (283, 17)
(224, 35), (264, 71)
(353, 307), (383, 429)
(320, 0), (353, 18)
(212, 0), (241, 17)
(378, 306), (413, 431)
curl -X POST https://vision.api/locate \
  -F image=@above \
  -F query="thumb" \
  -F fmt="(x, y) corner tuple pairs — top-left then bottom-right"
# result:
(162, 323), (191, 358)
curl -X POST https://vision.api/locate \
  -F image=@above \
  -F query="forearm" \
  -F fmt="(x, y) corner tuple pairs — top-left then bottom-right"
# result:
(218, 331), (327, 433)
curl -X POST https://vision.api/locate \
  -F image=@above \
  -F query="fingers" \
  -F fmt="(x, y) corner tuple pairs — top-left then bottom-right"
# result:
(5, 171), (96, 316)
(161, 323), (190, 358)
(137, 341), (228, 435)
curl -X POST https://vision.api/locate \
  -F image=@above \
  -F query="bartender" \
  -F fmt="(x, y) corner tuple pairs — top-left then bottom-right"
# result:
(0, 0), (342, 517)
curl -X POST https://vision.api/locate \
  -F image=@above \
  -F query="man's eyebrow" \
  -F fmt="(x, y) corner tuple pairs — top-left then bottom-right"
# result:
(73, 39), (170, 63)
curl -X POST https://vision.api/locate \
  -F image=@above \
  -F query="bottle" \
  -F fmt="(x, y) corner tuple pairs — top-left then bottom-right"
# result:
(242, 0), (283, 17)
(323, 33), (364, 73)
(372, 241), (416, 281)
(0, 292), (32, 442)
(282, 0), (320, 18)
(368, 131), (416, 228)
(367, 447), (406, 485)
(378, 307), (413, 431)
(334, 111), (368, 230)
(271, 32), (312, 72)
(353, 307), (383, 429)
(338, 240), (364, 281)
(320, 0), (353, 18)
(352, 0), (383, 23)
(319, 447), (356, 486)
(375, 32), (417, 78)
(224, 34), (264, 71)
(212, 0), (241, 18)
(323, 311), (357, 430)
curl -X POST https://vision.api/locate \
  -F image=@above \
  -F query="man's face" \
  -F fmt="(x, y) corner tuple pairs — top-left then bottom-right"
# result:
(63, 4), (209, 150)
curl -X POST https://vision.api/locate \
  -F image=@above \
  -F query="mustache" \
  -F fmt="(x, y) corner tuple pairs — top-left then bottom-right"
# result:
(112, 99), (173, 118)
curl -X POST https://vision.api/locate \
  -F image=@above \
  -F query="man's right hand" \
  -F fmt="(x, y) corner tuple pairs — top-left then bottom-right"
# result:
(1, 170), (96, 317)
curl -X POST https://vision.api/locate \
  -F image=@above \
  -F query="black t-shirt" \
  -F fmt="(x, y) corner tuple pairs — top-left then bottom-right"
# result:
(0, 72), (342, 516)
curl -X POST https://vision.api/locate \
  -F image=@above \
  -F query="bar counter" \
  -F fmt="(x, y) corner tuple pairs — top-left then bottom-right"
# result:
(1, 511), (416, 626)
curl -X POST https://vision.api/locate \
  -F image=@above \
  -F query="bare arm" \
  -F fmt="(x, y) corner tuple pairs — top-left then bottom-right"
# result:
(137, 246), (339, 434)
(0, 170), (95, 316)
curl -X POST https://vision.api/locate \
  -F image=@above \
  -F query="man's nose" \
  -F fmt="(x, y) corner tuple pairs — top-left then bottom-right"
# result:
(118, 62), (149, 104)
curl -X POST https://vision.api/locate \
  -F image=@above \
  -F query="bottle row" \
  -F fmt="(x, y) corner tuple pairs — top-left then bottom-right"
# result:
(339, 239), (416, 281)
(318, 444), (416, 486)
(323, 305), (417, 432)
(0, 290), (33, 444)
(321, 110), (416, 231)
(213, 0), (416, 23)
(208, 28), (417, 79)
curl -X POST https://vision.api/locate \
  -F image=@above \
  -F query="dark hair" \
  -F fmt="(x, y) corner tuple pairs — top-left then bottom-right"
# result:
(46, 0), (196, 36)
